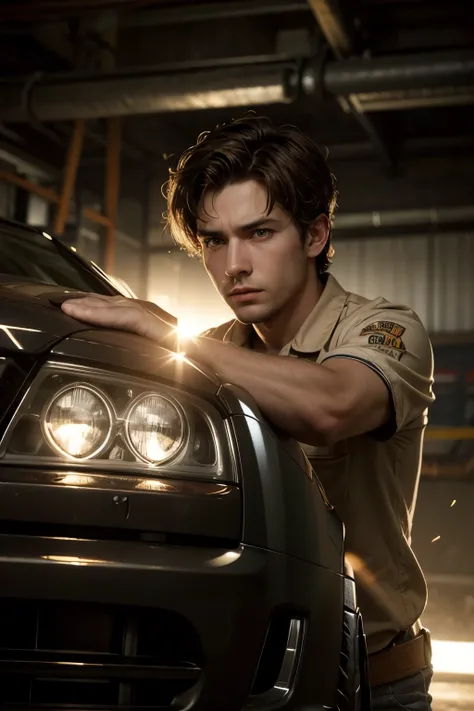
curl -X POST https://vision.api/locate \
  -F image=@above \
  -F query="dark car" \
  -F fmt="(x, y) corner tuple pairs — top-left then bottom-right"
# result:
(0, 218), (369, 711)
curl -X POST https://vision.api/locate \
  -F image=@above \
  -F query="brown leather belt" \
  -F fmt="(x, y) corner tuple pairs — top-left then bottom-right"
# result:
(368, 626), (432, 688)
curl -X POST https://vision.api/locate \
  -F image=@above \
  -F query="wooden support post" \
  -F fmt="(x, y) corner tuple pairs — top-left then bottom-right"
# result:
(0, 171), (59, 204)
(0, 170), (112, 231)
(53, 118), (85, 235)
(104, 116), (122, 274)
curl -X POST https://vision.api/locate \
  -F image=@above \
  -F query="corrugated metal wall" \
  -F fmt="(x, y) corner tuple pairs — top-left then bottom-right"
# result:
(330, 232), (474, 333)
(431, 233), (474, 332)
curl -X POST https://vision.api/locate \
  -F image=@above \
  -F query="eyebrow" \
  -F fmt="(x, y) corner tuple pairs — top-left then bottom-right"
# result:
(196, 217), (279, 238)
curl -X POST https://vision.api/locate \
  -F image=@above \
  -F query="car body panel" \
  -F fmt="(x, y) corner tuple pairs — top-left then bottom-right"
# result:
(0, 218), (366, 711)
(0, 468), (242, 541)
(0, 281), (93, 353)
(51, 329), (219, 396)
(1, 535), (344, 710)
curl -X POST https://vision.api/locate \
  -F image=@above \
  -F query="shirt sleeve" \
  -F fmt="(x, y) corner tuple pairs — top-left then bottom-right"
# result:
(199, 321), (232, 340)
(321, 303), (435, 433)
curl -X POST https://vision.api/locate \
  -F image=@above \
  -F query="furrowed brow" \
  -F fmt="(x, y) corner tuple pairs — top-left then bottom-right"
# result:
(239, 217), (279, 231)
(196, 228), (224, 238)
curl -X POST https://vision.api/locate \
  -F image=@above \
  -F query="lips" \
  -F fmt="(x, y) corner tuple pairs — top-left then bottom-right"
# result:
(229, 288), (260, 297)
(228, 288), (262, 303)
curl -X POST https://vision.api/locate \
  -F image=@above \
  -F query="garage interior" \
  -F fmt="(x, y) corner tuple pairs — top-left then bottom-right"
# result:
(0, 0), (473, 707)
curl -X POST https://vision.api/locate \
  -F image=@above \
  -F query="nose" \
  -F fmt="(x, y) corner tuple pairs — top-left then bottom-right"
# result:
(225, 238), (252, 280)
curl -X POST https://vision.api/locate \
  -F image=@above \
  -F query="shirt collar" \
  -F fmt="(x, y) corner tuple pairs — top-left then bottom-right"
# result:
(222, 274), (349, 355)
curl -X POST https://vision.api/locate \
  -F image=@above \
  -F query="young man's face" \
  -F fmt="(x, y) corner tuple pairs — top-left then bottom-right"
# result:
(196, 180), (326, 325)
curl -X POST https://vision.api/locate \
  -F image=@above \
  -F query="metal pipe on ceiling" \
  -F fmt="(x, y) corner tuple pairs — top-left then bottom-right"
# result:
(0, 49), (473, 122)
(354, 87), (474, 112)
(0, 61), (295, 122)
(334, 205), (474, 231)
(322, 50), (474, 95)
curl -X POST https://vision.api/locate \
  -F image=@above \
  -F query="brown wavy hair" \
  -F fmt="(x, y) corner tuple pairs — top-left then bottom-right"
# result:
(165, 115), (337, 273)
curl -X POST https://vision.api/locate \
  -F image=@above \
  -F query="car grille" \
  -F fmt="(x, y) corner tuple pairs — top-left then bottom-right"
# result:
(0, 599), (202, 710)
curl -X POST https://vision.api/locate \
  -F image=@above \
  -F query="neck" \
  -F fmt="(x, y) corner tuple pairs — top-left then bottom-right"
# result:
(254, 272), (324, 352)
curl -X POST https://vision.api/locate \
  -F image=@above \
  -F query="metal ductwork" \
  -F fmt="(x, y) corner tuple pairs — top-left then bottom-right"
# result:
(322, 50), (474, 95)
(319, 49), (474, 113)
(0, 60), (294, 122)
(334, 205), (474, 231)
(0, 49), (473, 122)
(332, 205), (474, 240)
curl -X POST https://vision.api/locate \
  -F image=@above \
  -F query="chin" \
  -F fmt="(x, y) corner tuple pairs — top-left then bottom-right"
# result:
(232, 303), (275, 325)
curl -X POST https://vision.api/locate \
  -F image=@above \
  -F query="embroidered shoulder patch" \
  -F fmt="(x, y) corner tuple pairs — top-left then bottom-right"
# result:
(360, 321), (406, 356)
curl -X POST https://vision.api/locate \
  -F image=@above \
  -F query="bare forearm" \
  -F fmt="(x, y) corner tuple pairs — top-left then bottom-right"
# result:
(59, 297), (389, 444)
(186, 337), (341, 444)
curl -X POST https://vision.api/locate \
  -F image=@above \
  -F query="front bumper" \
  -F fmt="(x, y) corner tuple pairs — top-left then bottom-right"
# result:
(1, 533), (344, 711)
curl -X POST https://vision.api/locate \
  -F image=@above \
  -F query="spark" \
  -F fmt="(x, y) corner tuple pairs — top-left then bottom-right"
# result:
(451, 499), (456, 507)
(431, 535), (441, 543)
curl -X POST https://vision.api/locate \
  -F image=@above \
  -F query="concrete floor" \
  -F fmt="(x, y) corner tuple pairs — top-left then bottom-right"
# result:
(432, 681), (474, 710)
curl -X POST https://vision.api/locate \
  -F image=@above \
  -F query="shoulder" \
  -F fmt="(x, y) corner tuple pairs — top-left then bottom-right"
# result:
(340, 292), (429, 342)
(324, 290), (434, 430)
(331, 290), (433, 374)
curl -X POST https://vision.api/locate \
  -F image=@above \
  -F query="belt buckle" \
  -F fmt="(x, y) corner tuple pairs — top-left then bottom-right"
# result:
(421, 627), (432, 666)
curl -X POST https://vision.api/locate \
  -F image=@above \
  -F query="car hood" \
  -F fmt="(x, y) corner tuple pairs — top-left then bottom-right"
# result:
(0, 280), (220, 394)
(0, 281), (97, 353)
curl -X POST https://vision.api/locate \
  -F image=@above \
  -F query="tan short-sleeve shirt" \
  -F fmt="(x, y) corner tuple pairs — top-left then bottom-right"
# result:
(204, 274), (435, 653)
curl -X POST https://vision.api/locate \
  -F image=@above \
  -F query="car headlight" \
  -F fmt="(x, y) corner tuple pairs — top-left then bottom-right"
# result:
(125, 393), (185, 464)
(43, 384), (114, 460)
(0, 362), (235, 481)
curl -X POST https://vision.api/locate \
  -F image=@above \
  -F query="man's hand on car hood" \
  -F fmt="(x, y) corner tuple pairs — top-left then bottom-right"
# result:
(61, 294), (177, 344)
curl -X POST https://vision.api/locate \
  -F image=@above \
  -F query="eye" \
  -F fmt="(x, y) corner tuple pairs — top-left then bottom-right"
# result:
(201, 237), (224, 249)
(253, 228), (273, 239)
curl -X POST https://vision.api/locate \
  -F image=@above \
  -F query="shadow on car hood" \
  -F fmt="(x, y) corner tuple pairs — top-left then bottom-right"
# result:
(0, 281), (98, 353)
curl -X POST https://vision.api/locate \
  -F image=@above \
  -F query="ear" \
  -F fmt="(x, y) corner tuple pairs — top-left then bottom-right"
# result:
(305, 214), (330, 259)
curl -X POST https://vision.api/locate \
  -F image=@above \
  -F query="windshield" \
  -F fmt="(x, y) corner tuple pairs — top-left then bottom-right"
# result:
(0, 221), (115, 295)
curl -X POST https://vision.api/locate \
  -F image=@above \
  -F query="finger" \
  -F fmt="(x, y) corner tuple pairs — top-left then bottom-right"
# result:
(87, 294), (130, 304)
(62, 298), (127, 317)
(60, 294), (178, 343)
(62, 296), (125, 313)
(62, 301), (141, 330)
(63, 294), (119, 305)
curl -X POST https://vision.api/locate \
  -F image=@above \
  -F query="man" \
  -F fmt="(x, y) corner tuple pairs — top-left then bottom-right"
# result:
(62, 116), (434, 709)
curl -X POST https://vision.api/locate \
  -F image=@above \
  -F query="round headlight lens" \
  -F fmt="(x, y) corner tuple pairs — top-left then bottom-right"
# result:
(43, 384), (113, 459)
(126, 394), (184, 464)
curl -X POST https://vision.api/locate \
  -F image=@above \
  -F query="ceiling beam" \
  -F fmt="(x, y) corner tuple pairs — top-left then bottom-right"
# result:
(306, 0), (357, 59)
(306, 0), (398, 173)
(126, 0), (310, 27)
